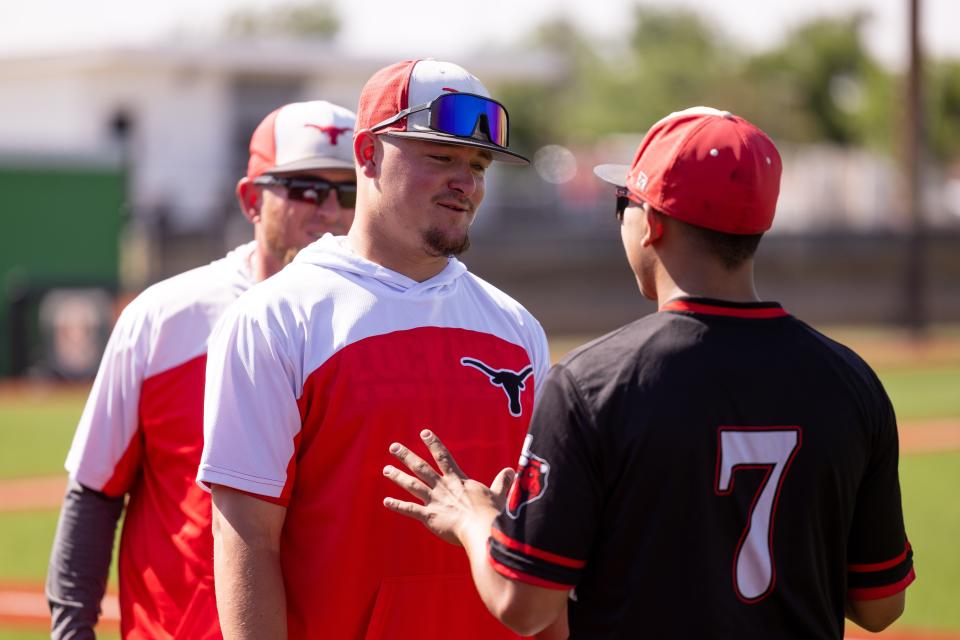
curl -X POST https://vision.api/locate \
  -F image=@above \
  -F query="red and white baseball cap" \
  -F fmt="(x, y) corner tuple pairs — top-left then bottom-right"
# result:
(594, 107), (782, 234)
(247, 100), (357, 179)
(355, 59), (529, 164)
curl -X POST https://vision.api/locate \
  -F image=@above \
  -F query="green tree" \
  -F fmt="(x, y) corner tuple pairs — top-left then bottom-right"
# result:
(741, 12), (893, 148)
(493, 7), (960, 165)
(927, 60), (960, 163)
(493, 18), (606, 150)
(494, 9), (747, 148)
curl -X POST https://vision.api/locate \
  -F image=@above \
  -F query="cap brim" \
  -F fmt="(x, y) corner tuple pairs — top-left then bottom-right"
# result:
(593, 163), (630, 187)
(383, 130), (529, 165)
(265, 157), (356, 175)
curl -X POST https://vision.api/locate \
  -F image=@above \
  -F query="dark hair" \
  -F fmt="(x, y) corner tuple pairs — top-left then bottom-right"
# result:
(657, 210), (763, 270)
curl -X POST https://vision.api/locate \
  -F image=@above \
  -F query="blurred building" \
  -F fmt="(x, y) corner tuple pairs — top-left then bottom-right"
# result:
(0, 41), (556, 253)
(0, 41), (556, 376)
(1, 41), (958, 378)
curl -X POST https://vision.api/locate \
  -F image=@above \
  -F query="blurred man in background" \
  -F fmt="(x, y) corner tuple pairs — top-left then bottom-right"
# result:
(384, 107), (914, 639)
(46, 99), (358, 639)
(198, 59), (550, 639)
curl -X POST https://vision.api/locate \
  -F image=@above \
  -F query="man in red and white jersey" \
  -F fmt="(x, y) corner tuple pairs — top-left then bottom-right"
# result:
(46, 100), (358, 639)
(198, 59), (550, 640)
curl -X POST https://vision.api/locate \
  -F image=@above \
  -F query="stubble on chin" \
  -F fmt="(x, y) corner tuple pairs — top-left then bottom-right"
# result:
(423, 227), (471, 257)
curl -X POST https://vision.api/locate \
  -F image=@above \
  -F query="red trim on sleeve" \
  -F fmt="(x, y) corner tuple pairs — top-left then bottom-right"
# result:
(848, 568), (916, 601)
(490, 527), (586, 569)
(487, 554), (574, 591)
(660, 300), (788, 319)
(848, 542), (911, 573)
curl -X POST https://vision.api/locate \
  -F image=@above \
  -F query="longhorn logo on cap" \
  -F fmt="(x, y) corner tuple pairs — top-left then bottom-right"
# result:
(305, 124), (353, 145)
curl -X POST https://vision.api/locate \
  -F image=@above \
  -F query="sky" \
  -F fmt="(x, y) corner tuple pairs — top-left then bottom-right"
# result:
(3, 0), (959, 68)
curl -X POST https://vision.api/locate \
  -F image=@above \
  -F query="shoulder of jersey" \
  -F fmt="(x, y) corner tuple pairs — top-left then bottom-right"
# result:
(125, 257), (249, 325)
(558, 313), (677, 372)
(241, 257), (347, 304)
(462, 270), (543, 329)
(793, 320), (882, 386)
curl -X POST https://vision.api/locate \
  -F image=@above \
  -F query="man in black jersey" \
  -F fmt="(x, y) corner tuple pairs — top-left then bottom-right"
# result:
(382, 107), (914, 639)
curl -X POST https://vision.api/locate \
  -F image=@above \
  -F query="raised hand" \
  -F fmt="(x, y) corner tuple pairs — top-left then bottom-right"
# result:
(382, 429), (515, 546)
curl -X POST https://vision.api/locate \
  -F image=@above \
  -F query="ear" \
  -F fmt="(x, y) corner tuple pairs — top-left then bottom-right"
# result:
(354, 130), (378, 178)
(640, 206), (664, 247)
(236, 177), (261, 223)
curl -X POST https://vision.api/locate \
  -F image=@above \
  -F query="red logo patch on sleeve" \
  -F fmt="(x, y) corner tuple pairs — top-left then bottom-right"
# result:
(506, 434), (550, 519)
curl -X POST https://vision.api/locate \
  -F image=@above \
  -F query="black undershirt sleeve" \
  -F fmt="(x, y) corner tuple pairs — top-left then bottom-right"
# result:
(46, 479), (125, 640)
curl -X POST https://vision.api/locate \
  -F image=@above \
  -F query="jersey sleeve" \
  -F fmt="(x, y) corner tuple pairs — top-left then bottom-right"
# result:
(846, 378), (915, 600)
(197, 299), (304, 505)
(64, 301), (150, 496)
(488, 363), (600, 590)
(529, 322), (550, 401)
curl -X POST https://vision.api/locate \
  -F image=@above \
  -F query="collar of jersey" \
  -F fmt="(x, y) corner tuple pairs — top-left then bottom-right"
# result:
(660, 297), (789, 319)
(294, 234), (468, 295)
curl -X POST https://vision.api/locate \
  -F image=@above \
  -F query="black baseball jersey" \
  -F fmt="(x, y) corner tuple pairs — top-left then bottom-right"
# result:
(489, 297), (914, 639)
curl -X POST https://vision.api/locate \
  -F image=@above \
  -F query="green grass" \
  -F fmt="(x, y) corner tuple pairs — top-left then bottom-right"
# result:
(897, 450), (960, 631)
(0, 630), (49, 640)
(0, 391), (85, 479)
(0, 509), (120, 640)
(878, 365), (960, 421)
(0, 510), (59, 582)
(0, 509), (120, 585)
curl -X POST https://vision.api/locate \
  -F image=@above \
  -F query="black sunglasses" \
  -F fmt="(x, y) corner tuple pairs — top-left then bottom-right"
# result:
(615, 187), (632, 222)
(254, 175), (357, 208)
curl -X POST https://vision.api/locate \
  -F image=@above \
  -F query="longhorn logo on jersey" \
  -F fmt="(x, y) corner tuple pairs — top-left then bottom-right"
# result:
(460, 357), (533, 417)
(505, 434), (550, 519)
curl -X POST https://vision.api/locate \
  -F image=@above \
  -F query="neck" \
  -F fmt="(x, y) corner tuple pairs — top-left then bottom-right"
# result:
(345, 214), (449, 283)
(249, 242), (286, 283)
(653, 257), (760, 308)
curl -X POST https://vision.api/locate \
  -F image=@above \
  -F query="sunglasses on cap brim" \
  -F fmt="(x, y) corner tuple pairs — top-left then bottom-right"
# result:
(254, 175), (357, 208)
(369, 92), (510, 148)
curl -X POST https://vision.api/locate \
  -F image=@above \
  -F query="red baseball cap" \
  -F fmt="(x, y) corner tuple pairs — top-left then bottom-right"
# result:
(594, 107), (782, 234)
(355, 59), (529, 164)
(247, 100), (357, 179)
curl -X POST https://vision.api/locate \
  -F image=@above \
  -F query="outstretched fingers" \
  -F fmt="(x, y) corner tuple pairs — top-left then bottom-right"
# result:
(383, 496), (431, 523)
(389, 442), (440, 487)
(419, 430), (466, 479)
(383, 465), (431, 502)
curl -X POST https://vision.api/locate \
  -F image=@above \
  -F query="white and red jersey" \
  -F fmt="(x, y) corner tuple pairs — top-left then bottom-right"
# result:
(199, 234), (549, 640)
(65, 242), (255, 640)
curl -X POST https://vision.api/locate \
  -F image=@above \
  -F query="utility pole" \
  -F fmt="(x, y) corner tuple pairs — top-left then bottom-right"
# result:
(903, 0), (926, 337)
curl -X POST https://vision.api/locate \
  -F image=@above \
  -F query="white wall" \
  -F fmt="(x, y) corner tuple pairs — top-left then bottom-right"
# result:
(0, 60), (107, 154)
(1, 55), (238, 229)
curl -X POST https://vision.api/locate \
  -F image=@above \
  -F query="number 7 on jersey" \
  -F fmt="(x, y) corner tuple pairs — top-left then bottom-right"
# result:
(715, 427), (802, 603)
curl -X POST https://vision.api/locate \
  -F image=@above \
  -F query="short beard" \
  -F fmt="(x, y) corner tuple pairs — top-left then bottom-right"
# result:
(423, 227), (470, 257)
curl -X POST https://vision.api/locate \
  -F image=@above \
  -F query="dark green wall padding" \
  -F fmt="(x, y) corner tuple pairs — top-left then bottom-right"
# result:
(0, 163), (126, 376)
